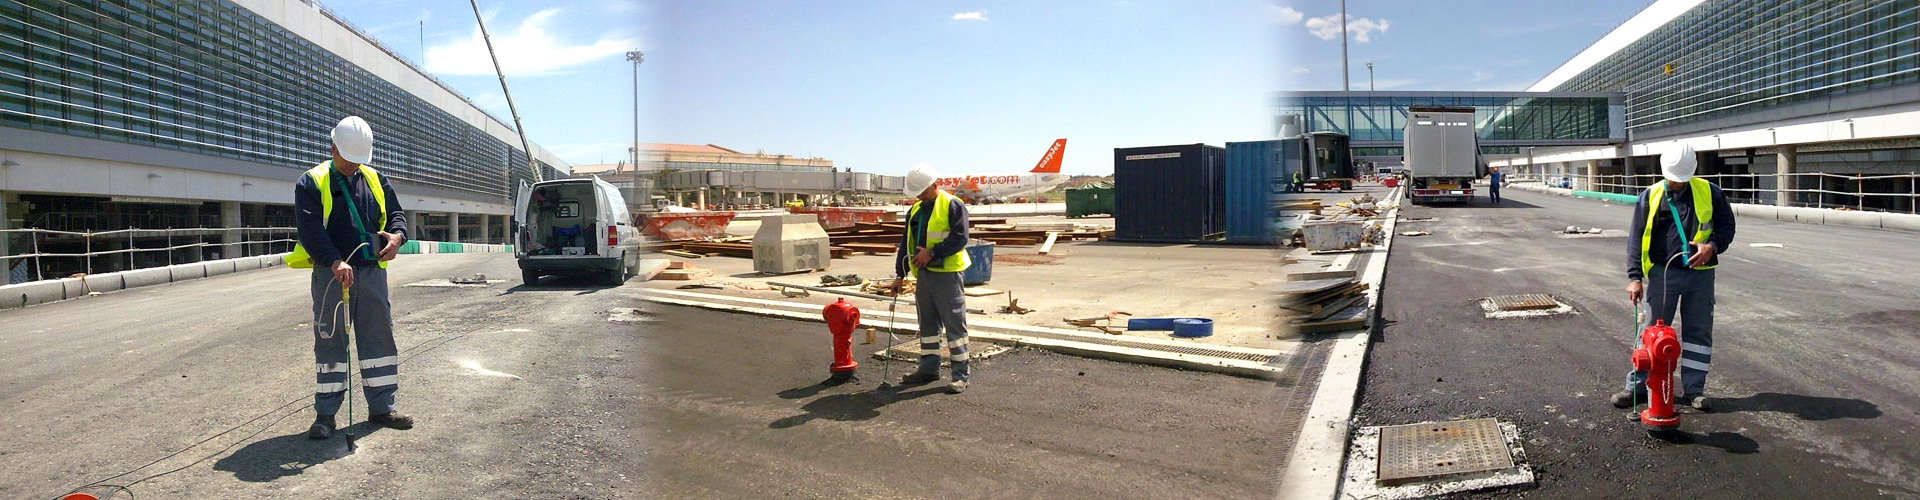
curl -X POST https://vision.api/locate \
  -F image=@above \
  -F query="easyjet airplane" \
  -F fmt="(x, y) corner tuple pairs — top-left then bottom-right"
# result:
(935, 139), (1069, 204)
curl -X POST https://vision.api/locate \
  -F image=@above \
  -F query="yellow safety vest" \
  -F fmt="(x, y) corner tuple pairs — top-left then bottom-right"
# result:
(1640, 178), (1714, 276)
(905, 190), (971, 276)
(286, 161), (390, 269)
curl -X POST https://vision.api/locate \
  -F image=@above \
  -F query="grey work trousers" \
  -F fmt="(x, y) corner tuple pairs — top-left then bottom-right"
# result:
(311, 265), (400, 417)
(912, 270), (970, 381)
(1624, 267), (1715, 397)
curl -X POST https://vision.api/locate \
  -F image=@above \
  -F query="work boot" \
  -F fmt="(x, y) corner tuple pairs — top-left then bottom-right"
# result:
(369, 412), (415, 430)
(1609, 390), (1636, 409)
(947, 380), (968, 394)
(900, 372), (939, 385)
(307, 416), (336, 440)
(1678, 394), (1711, 412)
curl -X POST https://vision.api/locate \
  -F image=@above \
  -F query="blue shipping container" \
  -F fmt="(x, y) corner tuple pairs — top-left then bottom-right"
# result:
(1224, 140), (1295, 244)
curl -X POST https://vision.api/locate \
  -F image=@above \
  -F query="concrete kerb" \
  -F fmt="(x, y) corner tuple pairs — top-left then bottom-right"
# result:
(0, 252), (290, 310)
(1277, 184), (1403, 500)
(635, 289), (1284, 379)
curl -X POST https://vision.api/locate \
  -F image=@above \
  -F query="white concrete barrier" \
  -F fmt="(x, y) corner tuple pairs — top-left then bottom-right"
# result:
(1731, 204), (1778, 221)
(205, 259), (237, 277)
(1822, 209), (1882, 230)
(1882, 212), (1920, 232)
(4, 279), (67, 309)
(167, 263), (208, 281)
(119, 268), (173, 289)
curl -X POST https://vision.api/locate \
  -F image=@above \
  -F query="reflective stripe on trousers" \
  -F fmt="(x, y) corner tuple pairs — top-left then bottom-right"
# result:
(913, 270), (970, 381)
(311, 265), (400, 416)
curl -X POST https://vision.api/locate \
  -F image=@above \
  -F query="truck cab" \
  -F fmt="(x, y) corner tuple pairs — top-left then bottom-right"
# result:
(514, 177), (641, 286)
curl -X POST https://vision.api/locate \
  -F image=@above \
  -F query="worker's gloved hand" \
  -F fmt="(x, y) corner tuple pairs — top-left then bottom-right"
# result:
(332, 260), (355, 288)
(376, 231), (402, 261)
(1686, 242), (1716, 268)
(1626, 280), (1643, 304)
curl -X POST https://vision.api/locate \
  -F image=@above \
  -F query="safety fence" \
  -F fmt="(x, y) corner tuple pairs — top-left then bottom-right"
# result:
(0, 226), (298, 283)
(1503, 172), (1920, 214)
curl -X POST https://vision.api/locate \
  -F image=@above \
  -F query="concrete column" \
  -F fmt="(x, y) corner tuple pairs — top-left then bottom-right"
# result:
(479, 214), (493, 245)
(1585, 160), (1596, 192)
(447, 213), (463, 243)
(219, 202), (242, 259)
(0, 190), (10, 285)
(1776, 145), (1797, 207)
(696, 189), (707, 209)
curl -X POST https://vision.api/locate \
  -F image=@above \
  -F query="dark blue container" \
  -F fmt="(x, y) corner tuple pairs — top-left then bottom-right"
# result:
(1224, 140), (1292, 244)
(962, 239), (994, 286)
(1113, 144), (1226, 242)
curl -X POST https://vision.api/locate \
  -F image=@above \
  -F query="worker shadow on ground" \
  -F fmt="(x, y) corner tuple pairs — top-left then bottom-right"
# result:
(767, 381), (948, 429)
(212, 423), (386, 483)
(1649, 429), (1760, 454)
(1713, 392), (1881, 421)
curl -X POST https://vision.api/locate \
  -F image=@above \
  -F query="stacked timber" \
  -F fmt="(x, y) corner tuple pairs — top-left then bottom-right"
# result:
(1279, 273), (1370, 334)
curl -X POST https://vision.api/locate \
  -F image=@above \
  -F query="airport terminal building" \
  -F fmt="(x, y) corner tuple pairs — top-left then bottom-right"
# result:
(1500, 0), (1920, 212)
(0, 0), (570, 284)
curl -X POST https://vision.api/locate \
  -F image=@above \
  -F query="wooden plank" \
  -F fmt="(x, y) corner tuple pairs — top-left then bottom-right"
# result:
(1276, 278), (1357, 295)
(636, 259), (671, 281)
(840, 242), (897, 254)
(978, 237), (1037, 246)
(661, 249), (704, 259)
(654, 268), (714, 280)
(1038, 232), (1059, 255)
(963, 287), (1005, 297)
(1292, 305), (1369, 334)
(1286, 270), (1357, 282)
(1301, 295), (1363, 321)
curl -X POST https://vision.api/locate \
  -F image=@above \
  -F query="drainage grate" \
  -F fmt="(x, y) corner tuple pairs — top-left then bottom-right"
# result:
(1376, 418), (1515, 485)
(1486, 294), (1560, 312)
(874, 339), (1011, 364)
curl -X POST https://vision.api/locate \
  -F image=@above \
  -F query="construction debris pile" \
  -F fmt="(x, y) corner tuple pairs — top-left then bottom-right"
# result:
(645, 217), (1112, 259)
(1280, 270), (1370, 334)
(1285, 193), (1395, 253)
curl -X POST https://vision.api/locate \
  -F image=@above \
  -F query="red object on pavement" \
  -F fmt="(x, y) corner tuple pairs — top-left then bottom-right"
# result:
(1382, 177), (1399, 188)
(1631, 319), (1682, 431)
(823, 299), (861, 379)
(636, 211), (737, 241)
(789, 206), (899, 229)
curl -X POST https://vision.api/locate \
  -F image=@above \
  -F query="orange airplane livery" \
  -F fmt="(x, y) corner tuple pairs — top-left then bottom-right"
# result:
(934, 139), (1069, 203)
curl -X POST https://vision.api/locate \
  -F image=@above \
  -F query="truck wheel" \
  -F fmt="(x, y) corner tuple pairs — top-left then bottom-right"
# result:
(522, 269), (540, 286)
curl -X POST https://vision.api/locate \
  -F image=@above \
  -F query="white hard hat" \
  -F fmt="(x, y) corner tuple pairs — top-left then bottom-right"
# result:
(332, 116), (375, 165)
(1660, 142), (1696, 183)
(904, 163), (938, 196)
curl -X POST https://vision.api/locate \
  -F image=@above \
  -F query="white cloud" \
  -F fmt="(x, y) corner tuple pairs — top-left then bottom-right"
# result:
(1271, 6), (1304, 25)
(1471, 70), (1494, 82)
(1291, 66), (1311, 74)
(1304, 13), (1390, 43)
(424, 8), (637, 77)
(952, 11), (987, 21)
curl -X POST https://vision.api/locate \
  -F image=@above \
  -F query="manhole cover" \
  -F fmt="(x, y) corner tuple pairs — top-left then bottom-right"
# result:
(873, 338), (1012, 365)
(1486, 294), (1559, 312)
(1376, 418), (1514, 485)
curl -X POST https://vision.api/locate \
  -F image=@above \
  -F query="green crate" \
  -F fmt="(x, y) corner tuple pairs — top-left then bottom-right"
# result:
(1066, 186), (1115, 218)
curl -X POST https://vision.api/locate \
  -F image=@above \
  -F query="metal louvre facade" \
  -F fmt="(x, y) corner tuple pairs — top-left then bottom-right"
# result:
(1550, 0), (1920, 137)
(0, 0), (556, 199)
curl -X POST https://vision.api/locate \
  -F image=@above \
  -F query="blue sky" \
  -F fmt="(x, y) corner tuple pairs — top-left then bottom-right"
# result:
(1275, 0), (1648, 92)
(639, 1), (1281, 176)
(322, 0), (644, 167)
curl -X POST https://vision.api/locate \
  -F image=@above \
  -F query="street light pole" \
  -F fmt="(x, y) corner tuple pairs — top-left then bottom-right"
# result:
(1366, 62), (1374, 91)
(626, 50), (644, 178)
(1340, 0), (1349, 92)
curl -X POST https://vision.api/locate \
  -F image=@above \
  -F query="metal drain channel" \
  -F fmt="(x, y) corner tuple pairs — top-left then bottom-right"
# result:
(1376, 418), (1514, 485)
(1486, 294), (1560, 312)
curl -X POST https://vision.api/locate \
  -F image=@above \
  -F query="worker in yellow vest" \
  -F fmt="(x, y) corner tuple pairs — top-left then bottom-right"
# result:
(290, 116), (415, 439)
(1612, 143), (1735, 412)
(894, 164), (974, 394)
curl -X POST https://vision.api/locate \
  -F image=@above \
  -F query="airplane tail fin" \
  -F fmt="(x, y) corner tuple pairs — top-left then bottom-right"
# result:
(1029, 138), (1066, 173)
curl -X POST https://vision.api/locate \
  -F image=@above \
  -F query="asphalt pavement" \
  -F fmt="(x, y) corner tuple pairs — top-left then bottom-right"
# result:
(1357, 185), (1920, 497)
(636, 303), (1287, 499)
(0, 253), (644, 499)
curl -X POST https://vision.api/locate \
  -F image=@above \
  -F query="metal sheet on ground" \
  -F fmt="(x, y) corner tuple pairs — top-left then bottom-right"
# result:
(1376, 418), (1515, 484)
(1486, 293), (1559, 312)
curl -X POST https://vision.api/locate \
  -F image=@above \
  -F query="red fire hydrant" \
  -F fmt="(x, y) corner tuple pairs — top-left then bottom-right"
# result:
(1631, 319), (1682, 431)
(823, 298), (861, 383)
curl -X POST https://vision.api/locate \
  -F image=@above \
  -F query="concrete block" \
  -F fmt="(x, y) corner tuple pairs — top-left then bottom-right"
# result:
(75, 274), (123, 295)
(0, 279), (68, 309)
(120, 268), (173, 289)
(1823, 209), (1882, 230)
(204, 259), (237, 276)
(234, 257), (261, 271)
(752, 215), (832, 274)
(1730, 203), (1778, 221)
(1881, 212), (1920, 233)
(167, 263), (208, 281)
(1774, 206), (1825, 225)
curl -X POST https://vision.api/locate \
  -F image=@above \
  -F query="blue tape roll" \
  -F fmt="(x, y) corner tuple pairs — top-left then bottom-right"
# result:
(1126, 318), (1181, 331)
(1171, 318), (1214, 338)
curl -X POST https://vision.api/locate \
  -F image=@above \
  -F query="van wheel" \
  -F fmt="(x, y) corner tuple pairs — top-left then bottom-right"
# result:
(605, 267), (627, 286)
(522, 269), (540, 286)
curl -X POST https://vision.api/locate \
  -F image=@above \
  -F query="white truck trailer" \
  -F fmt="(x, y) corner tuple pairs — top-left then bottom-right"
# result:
(1403, 106), (1486, 204)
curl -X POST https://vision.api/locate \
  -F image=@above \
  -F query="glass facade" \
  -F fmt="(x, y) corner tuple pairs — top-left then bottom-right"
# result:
(1554, 0), (1920, 134)
(1275, 92), (1621, 149)
(0, 0), (557, 200)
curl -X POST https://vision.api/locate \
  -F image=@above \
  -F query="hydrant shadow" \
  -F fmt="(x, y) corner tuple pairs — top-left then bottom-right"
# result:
(769, 384), (948, 429)
(1714, 392), (1881, 421)
(1649, 430), (1759, 454)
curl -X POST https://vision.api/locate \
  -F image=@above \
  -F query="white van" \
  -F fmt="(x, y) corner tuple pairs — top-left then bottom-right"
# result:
(514, 177), (642, 285)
